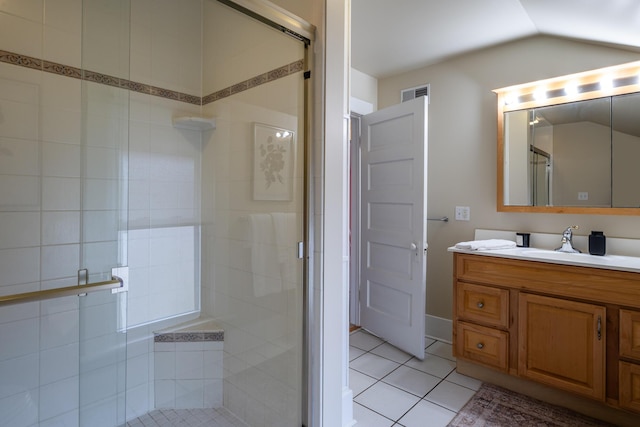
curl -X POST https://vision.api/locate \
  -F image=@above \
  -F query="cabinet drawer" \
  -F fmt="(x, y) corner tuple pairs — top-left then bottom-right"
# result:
(456, 321), (508, 371)
(457, 282), (509, 328)
(619, 361), (640, 413)
(620, 309), (640, 361)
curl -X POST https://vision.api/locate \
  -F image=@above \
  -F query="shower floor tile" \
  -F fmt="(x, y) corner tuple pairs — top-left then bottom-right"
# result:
(126, 408), (248, 427)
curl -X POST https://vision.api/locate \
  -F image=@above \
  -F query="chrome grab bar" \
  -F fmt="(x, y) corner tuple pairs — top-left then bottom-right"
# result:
(0, 276), (124, 307)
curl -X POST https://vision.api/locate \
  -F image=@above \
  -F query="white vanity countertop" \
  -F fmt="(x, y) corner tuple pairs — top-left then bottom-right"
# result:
(448, 246), (640, 274)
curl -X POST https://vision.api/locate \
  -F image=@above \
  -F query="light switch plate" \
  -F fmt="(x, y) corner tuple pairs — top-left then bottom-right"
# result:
(455, 206), (470, 221)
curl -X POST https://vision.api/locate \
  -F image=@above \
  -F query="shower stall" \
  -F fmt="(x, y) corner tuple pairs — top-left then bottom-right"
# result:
(0, 0), (313, 426)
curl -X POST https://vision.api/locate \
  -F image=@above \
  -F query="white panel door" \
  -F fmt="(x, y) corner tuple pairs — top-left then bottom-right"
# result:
(360, 96), (428, 359)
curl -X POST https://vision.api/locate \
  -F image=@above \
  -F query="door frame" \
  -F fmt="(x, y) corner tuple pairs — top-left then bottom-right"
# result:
(349, 112), (362, 325)
(349, 98), (375, 326)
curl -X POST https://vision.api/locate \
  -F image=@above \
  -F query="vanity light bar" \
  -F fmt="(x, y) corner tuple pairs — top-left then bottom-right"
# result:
(494, 60), (640, 111)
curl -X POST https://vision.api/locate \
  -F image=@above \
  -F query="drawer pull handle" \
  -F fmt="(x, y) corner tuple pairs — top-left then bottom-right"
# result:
(476, 343), (484, 349)
(477, 301), (484, 309)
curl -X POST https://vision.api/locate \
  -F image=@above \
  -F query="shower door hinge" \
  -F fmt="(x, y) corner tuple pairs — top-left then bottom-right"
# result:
(297, 241), (304, 259)
(304, 70), (311, 79)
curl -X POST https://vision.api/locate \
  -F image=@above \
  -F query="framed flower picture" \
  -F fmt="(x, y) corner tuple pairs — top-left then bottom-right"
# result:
(253, 123), (295, 201)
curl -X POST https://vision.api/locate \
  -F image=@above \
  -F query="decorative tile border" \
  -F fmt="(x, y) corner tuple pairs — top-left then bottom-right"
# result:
(43, 60), (82, 79)
(0, 49), (304, 107)
(0, 50), (42, 70)
(202, 59), (304, 105)
(154, 330), (225, 342)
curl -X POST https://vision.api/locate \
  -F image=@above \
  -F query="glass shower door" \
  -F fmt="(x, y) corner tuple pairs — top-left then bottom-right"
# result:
(201, 1), (311, 425)
(0, 0), (130, 424)
(0, 75), (129, 427)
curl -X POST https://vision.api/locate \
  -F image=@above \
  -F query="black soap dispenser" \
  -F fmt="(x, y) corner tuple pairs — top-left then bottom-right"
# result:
(588, 231), (606, 256)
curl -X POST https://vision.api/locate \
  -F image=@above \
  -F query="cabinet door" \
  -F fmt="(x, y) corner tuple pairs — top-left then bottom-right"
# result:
(518, 293), (605, 400)
(619, 361), (640, 413)
(620, 309), (640, 361)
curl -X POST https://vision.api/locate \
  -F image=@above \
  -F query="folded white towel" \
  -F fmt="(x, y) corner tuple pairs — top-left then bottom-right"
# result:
(455, 239), (517, 251)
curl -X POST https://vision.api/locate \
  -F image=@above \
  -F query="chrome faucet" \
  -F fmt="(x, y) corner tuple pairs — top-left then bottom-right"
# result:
(555, 225), (581, 253)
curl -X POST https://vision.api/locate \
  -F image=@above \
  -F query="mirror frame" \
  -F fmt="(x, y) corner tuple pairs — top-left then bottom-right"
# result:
(494, 60), (640, 215)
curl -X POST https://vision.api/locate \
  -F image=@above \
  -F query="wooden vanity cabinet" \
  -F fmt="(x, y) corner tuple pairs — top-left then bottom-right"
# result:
(453, 252), (640, 414)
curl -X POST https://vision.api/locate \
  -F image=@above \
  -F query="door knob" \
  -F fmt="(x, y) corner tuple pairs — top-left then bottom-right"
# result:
(410, 243), (417, 250)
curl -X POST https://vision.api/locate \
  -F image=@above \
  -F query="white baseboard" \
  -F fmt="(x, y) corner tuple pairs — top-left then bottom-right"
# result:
(425, 314), (452, 343)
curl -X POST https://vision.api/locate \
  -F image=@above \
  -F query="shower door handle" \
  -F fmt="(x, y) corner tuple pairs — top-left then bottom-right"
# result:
(0, 267), (128, 307)
(78, 267), (129, 295)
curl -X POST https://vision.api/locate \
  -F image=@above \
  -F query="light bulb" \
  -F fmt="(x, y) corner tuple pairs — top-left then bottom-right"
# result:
(600, 76), (613, 91)
(564, 81), (578, 96)
(533, 87), (547, 101)
(504, 93), (517, 105)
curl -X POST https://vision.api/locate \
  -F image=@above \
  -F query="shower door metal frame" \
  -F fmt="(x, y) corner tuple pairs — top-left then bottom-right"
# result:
(213, 1), (316, 425)
(217, 0), (314, 43)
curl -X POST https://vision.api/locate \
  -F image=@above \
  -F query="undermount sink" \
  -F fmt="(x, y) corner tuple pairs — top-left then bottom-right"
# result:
(525, 249), (587, 261)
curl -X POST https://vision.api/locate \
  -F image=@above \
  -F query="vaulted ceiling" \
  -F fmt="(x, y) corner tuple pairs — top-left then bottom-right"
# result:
(351, 0), (640, 79)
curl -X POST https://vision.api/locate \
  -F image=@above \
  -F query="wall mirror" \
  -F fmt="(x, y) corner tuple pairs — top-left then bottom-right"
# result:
(494, 60), (640, 215)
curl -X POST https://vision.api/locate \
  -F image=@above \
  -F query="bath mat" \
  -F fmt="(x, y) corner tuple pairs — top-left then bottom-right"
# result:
(447, 383), (616, 426)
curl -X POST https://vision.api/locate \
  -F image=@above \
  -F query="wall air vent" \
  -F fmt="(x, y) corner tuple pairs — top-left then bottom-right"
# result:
(401, 84), (430, 103)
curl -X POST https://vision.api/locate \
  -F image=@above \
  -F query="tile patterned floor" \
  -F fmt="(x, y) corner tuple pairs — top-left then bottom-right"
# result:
(350, 329), (482, 427)
(125, 408), (248, 427)
(127, 330), (478, 427)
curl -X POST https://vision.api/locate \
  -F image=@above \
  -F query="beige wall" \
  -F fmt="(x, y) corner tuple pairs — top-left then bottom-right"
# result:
(377, 35), (640, 320)
(351, 68), (378, 108)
